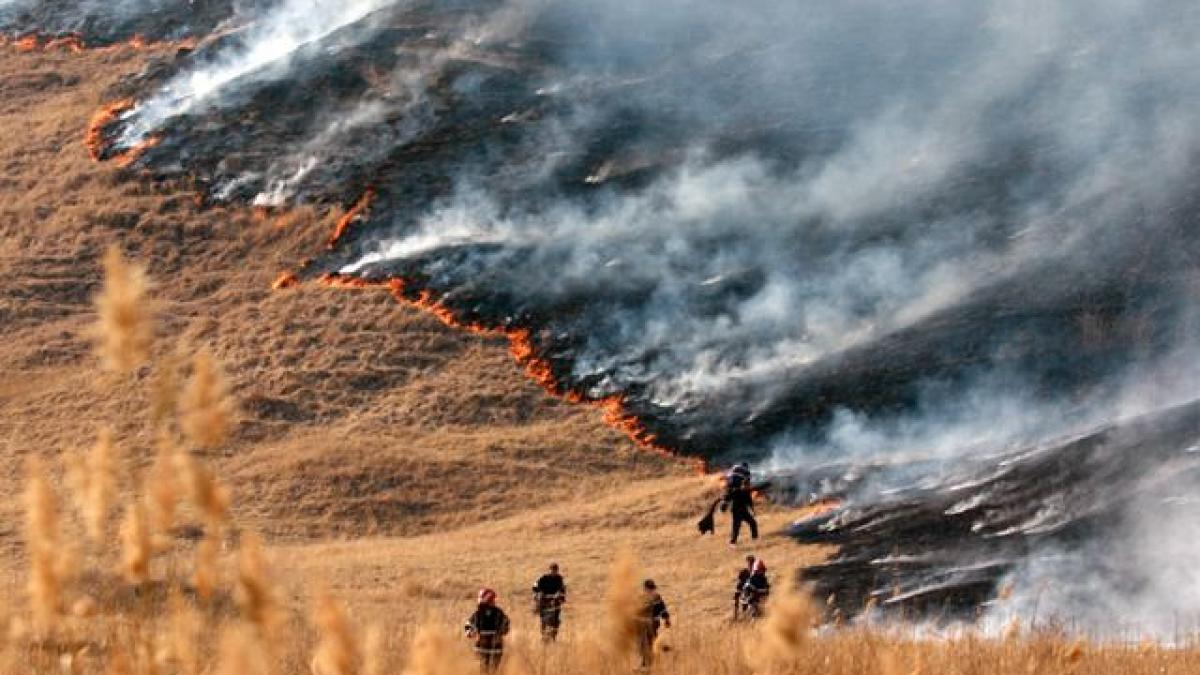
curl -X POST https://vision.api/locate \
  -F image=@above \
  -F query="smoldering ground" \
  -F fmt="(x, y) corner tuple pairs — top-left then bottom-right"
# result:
(63, 0), (1200, 629)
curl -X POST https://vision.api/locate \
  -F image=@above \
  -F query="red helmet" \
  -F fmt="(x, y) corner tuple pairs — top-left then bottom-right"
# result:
(753, 560), (767, 574)
(478, 588), (497, 604)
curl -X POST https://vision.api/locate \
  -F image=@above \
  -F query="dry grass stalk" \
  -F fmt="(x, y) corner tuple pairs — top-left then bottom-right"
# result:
(602, 548), (641, 659)
(311, 590), (360, 675)
(194, 530), (222, 602)
(746, 575), (816, 674)
(236, 532), (282, 642)
(178, 449), (230, 528)
(179, 348), (235, 449)
(94, 246), (154, 373)
(145, 432), (181, 551)
(168, 591), (202, 675)
(363, 625), (383, 675)
(79, 427), (119, 546)
(214, 626), (268, 675)
(400, 624), (474, 675)
(118, 497), (152, 584)
(26, 456), (62, 635)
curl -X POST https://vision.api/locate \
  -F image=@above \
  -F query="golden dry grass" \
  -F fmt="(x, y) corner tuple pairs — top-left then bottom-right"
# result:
(2, 43), (1198, 675)
(0, 44), (682, 544)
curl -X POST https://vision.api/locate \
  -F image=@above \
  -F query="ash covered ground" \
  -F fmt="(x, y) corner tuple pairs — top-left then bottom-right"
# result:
(21, 0), (1200, 629)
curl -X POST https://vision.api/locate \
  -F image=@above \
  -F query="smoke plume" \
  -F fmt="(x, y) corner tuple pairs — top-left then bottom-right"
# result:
(65, 0), (1200, 631)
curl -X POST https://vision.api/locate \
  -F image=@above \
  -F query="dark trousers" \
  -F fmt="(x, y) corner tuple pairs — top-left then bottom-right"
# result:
(637, 624), (658, 669)
(539, 607), (562, 641)
(475, 636), (503, 673)
(730, 505), (758, 543)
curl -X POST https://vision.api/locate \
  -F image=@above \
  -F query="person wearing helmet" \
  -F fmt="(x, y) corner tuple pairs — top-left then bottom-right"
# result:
(636, 579), (671, 670)
(725, 463), (758, 546)
(738, 559), (771, 620)
(727, 462), (751, 491)
(732, 555), (756, 621)
(464, 588), (511, 672)
(531, 563), (567, 642)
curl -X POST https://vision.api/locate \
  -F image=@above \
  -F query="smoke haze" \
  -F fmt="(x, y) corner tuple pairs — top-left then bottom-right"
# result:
(60, 0), (1200, 631)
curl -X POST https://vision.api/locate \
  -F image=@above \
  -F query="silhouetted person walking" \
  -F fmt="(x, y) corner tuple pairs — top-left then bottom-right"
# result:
(724, 464), (759, 545)
(532, 562), (567, 642)
(636, 579), (671, 671)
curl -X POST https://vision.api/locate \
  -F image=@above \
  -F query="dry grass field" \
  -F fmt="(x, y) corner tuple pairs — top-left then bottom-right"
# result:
(3, 43), (1200, 675)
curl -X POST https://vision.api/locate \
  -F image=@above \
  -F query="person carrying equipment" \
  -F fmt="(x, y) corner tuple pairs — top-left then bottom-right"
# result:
(531, 562), (567, 642)
(636, 579), (671, 671)
(738, 559), (771, 620)
(732, 555), (756, 621)
(724, 463), (758, 545)
(464, 588), (511, 672)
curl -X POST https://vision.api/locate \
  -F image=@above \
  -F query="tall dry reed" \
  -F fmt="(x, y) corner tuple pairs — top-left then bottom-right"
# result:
(118, 497), (151, 584)
(25, 456), (63, 635)
(745, 576), (816, 674)
(400, 624), (474, 675)
(179, 348), (235, 449)
(311, 590), (360, 675)
(93, 246), (153, 373)
(602, 548), (641, 659)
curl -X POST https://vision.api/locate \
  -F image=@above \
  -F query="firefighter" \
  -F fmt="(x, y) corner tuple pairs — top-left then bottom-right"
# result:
(727, 462), (751, 491)
(636, 579), (671, 671)
(531, 562), (567, 642)
(725, 464), (758, 545)
(738, 559), (770, 620)
(732, 555), (756, 621)
(464, 588), (510, 673)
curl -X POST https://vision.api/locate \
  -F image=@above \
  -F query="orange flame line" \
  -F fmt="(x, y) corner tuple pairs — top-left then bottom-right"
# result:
(312, 271), (707, 473)
(327, 188), (377, 249)
(83, 98), (161, 167)
(272, 271), (300, 290)
(3, 32), (196, 54)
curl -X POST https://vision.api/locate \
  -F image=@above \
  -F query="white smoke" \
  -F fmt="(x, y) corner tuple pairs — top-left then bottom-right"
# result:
(116, 0), (400, 147)
(64, 0), (1200, 634)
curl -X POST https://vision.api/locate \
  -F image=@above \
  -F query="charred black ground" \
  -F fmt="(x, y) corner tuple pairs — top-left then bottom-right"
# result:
(27, 0), (1200, 624)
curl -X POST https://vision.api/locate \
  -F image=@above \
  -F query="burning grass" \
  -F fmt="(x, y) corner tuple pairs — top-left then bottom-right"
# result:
(5, 40), (1200, 675)
(315, 272), (708, 474)
(1, 247), (1191, 674)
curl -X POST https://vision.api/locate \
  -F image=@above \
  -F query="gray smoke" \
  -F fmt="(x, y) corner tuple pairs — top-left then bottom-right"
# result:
(72, 0), (1200, 632)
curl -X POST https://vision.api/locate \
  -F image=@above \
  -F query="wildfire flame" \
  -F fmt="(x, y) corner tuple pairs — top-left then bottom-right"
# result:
(310, 267), (708, 473)
(272, 271), (300, 290)
(3, 32), (196, 55)
(327, 188), (376, 249)
(84, 99), (134, 161)
(83, 98), (161, 167)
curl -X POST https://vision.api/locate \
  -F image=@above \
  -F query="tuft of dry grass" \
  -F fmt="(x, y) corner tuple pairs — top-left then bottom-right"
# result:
(168, 591), (202, 675)
(602, 548), (641, 659)
(25, 456), (62, 636)
(180, 348), (236, 449)
(93, 246), (154, 374)
(146, 432), (181, 551)
(214, 626), (269, 675)
(236, 531), (283, 643)
(118, 497), (151, 584)
(194, 529), (222, 602)
(311, 590), (361, 675)
(400, 624), (474, 675)
(746, 576), (817, 674)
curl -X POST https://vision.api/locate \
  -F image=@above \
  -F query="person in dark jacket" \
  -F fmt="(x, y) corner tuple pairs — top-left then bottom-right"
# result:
(732, 555), (756, 620)
(464, 588), (511, 672)
(532, 563), (567, 642)
(726, 471), (759, 545)
(637, 579), (671, 670)
(738, 559), (771, 620)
